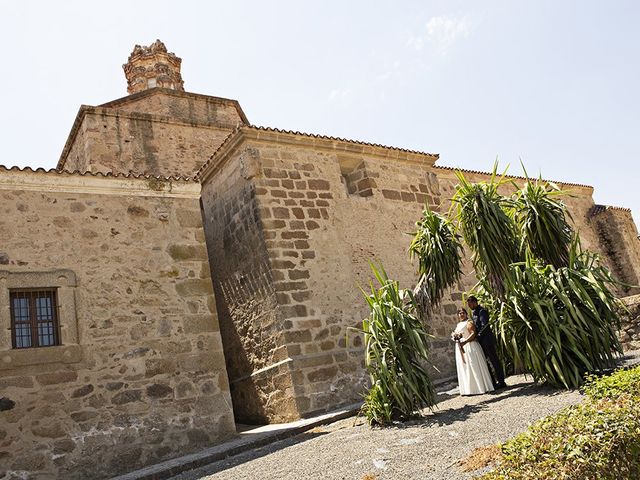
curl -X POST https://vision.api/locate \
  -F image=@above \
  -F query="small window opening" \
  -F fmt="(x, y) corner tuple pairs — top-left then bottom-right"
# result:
(10, 289), (60, 349)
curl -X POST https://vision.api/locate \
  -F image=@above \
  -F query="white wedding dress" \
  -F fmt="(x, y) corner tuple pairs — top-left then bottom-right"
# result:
(454, 321), (495, 395)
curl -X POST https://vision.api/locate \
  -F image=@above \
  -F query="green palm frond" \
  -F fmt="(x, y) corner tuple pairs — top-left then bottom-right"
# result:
(486, 237), (622, 388)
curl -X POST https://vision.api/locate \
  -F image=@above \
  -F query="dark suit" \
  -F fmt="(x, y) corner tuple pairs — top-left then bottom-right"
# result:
(472, 305), (506, 387)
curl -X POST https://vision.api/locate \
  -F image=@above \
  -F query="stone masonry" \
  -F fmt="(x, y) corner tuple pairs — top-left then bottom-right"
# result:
(588, 206), (640, 296)
(0, 168), (234, 478)
(58, 91), (247, 178)
(620, 294), (640, 351)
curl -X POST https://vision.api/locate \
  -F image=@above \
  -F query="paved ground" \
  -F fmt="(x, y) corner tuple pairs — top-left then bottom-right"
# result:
(167, 352), (640, 480)
(170, 375), (582, 480)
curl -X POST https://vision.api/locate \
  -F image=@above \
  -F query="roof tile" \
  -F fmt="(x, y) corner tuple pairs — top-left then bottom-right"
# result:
(433, 165), (593, 189)
(0, 165), (197, 182)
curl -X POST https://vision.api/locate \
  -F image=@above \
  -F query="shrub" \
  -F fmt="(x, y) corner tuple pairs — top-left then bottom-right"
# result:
(511, 177), (573, 268)
(451, 167), (519, 298)
(488, 241), (622, 389)
(453, 165), (623, 388)
(481, 366), (640, 480)
(583, 365), (640, 400)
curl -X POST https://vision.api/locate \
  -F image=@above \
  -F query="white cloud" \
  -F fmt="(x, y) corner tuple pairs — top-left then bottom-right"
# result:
(328, 87), (352, 101)
(408, 15), (474, 55)
(406, 34), (425, 51)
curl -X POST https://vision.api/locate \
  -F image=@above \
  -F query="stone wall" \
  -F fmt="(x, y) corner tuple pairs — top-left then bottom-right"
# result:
(59, 107), (233, 178)
(200, 146), (293, 424)
(588, 206), (640, 296)
(0, 168), (235, 479)
(200, 127), (640, 424)
(200, 127), (463, 421)
(620, 295), (640, 351)
(101, 89), (247, 127)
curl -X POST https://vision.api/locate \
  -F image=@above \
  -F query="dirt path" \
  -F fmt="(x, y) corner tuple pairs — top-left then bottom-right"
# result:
(170, 374), (584, 480)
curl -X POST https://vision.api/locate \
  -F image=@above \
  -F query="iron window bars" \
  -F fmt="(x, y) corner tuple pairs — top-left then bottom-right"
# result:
(9, 289), (60, 349)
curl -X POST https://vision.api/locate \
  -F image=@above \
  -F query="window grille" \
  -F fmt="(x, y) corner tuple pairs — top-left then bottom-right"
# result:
(9, 289), (60, 349)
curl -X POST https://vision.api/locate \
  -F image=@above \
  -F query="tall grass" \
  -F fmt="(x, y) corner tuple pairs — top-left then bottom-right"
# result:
(359, 264), (436, 425)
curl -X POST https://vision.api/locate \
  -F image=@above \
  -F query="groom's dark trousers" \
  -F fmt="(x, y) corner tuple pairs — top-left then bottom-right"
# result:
(472, 306), (506, 387)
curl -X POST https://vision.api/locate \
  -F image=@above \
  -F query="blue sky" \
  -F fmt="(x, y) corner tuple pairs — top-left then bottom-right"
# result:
(1, 0), (638, 226)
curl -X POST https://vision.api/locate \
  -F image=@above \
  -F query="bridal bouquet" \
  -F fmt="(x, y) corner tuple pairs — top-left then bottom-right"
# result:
(452, 332), (466, 363)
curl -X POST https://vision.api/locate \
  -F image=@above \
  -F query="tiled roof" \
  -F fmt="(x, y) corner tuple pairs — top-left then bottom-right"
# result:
(246, 125), (440, 156)
(195, 125), (439, 179)
(0, 165), (197, 182)
(433, 165), (594, 189)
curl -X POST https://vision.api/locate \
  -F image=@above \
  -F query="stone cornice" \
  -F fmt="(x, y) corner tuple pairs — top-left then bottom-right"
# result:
(0, 166), (200, 198)
(57, 105), (241, 170)
(197, 125), (440, 183)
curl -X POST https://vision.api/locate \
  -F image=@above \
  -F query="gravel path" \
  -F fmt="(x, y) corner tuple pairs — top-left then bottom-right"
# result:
(171, 374), (585, 480)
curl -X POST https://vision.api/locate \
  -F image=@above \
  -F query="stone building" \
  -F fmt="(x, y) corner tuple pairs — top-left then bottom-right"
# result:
(1, 40), (639, 478)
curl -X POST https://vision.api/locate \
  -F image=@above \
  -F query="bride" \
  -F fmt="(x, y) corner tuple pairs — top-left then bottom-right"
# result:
(451, 309), (495, 395)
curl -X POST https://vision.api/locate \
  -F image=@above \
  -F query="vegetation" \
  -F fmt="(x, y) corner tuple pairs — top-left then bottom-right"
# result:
(359, 264), (436, 425)
(451, 168), (518, 298)
(481, 366), (640, 480)
(359, 163), (624, 425)
(451, 169), (622, 388)
(360, 208), (460, 426)
(487, 240), (622, 388)
(583, 366), (640, 400)
(409, 206), (464, 311)
(511, 178), (573, 267)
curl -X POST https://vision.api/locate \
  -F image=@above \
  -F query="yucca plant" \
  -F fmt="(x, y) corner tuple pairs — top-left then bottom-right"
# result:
(359, 263), (436, 425)
(490, 238), (622, 388)
(409, 206), (464, 312)
(451, 165), (623, 388)
(451, 167), (519, 298)
(511, 177), (573, 268)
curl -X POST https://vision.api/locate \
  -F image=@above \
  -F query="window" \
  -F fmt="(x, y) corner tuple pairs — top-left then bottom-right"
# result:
(10, 289), (60, 349)
(0, 270), (79, 358)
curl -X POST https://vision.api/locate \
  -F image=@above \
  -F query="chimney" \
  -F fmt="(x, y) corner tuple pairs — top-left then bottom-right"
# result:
(123, 40), (184, 95)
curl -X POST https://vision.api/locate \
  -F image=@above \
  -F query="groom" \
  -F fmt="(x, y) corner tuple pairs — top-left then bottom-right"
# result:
(467, 296), (507, 389)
